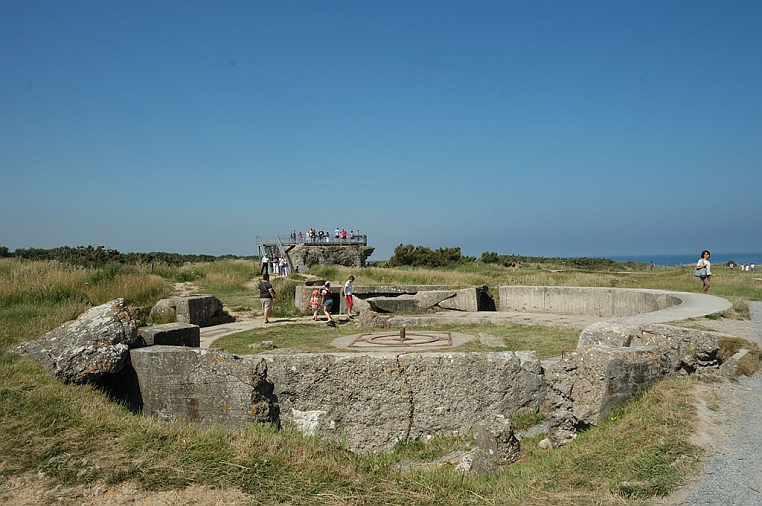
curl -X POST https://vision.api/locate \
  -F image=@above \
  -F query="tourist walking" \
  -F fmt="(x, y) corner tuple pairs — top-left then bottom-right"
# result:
(259, 273), (276, 324)
(260, 253), (269, 275)
(695, 250), (712, 294)
(343, 275), (355, 318)
(321, 282), (335, 326)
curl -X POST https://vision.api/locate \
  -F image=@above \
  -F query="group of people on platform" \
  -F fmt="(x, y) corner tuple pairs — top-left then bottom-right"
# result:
(258, 253), (290, 277)
(290, 228), (365, 244)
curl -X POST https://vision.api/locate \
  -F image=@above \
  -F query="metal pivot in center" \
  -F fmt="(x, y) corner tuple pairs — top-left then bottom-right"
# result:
(398, 327), (408, 343)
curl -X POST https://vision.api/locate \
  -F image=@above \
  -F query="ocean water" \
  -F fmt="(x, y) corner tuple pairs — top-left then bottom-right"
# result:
(609, 252), (762, 267)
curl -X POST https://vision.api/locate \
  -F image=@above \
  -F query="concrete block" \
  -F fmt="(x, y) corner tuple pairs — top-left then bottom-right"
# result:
(129, 346), (277, 428)
(136, 323), (200, 347)
(150, 295), (233, 327)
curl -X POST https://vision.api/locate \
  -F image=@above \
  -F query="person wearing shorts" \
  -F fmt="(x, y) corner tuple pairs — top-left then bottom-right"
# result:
(259, 273), (276, 323)
(321, 281), (334, 325)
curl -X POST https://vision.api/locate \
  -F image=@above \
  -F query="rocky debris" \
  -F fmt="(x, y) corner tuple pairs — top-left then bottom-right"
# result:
(543, 345), (673, 447)
(479, 332), (507, 347)
(353, 310), (392, 329)
(456, 414), (521, 475)
(579, 322), (721, 373)
(11, 299), (138, 384)
(719, 348), (751, 377)
(150, 295), (234, 327)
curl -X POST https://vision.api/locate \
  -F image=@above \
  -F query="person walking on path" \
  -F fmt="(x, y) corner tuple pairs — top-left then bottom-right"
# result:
(343, 275), (355, 318)
(260, 253), (269, 275)
(258, 273), (276, 324)
(321, 281), (335, 326)
(696, 250), (712, 294)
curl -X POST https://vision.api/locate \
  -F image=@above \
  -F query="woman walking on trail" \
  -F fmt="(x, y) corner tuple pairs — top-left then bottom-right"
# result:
(321, 282), (335, 326)
(696, 250), (712, 294)
(343, 275), (355, 318)
(259, 273), (276, 324)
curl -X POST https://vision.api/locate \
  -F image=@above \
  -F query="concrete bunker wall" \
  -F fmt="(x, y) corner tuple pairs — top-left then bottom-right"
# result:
(121, 289), (731, 452)
(263, 351), (544, 453)
(498, 286), (682, 318)
(295, 285), (490, 315)
(128, 347), (545, 453)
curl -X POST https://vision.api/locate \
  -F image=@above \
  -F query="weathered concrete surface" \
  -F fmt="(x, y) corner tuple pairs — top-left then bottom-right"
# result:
(295, 285), (491, 315)
(150, 295), (234, 327)
(11, 299), (138, 384)
(498, 286), (731, 324)
(129, 346), (278, 427)
(136, 323), (200, 347)
(579, 322), (720, 373)
(438, 287), (491, 312)
(366, 291), (456, 314)
(261, 351), (544, 453)
(544, 345), (673, 447)
(288, 244), (374, 273)
(454, 414), (521, 476)
(719, 348), (751, 378)
(499, 286), (682, 317)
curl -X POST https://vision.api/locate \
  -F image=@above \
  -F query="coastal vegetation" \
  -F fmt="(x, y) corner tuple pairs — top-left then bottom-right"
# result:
(1, 249), (761, 505)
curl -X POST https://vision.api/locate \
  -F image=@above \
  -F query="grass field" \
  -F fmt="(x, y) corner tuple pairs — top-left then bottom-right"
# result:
(1, 257), (761, 505)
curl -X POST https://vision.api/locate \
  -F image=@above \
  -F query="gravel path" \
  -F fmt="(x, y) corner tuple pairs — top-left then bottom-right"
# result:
(666, 301), (762, 506)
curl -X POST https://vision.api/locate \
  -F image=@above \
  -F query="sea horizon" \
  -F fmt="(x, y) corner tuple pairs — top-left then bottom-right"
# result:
(608, 252), (761, 267)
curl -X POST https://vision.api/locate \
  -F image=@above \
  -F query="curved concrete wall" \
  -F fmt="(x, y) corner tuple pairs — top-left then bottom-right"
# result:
(498, 286), (683, 318)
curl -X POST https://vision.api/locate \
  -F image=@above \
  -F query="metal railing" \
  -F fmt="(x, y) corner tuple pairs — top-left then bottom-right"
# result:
(257, 234), (368, 248)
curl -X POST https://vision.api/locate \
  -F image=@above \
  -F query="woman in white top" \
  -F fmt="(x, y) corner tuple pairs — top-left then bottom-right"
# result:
(343, 276), (355, 318)
(696, 250), (711, 294)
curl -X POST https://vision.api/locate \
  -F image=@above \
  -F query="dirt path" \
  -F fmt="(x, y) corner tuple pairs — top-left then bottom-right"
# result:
(660, 301), (762, 506)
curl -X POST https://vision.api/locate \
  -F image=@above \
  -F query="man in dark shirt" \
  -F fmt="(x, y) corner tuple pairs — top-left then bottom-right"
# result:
(259, 273), (276, 324)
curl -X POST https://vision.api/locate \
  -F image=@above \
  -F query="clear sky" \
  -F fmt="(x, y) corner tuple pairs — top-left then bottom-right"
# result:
(2, 1), (760, 260)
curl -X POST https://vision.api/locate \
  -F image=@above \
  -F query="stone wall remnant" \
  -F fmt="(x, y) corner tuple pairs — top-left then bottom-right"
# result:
(150, 295), (233, 327)
(11, 299), (138, 384)
(288, 244), (374, 273)
(262, 350), (544, 453)
(543, 345), (674, 447)
(136, 322), (200, 347)
(130, 346), (278, 427)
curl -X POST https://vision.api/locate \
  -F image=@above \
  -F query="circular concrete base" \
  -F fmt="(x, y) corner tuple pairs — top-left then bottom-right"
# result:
(332, 330), (475, 351)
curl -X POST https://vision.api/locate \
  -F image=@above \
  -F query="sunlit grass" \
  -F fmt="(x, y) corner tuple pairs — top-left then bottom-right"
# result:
(215, 321), (580, 358)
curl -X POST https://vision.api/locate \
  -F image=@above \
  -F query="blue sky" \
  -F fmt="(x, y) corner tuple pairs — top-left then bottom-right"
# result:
(1, 1), (760, 260)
